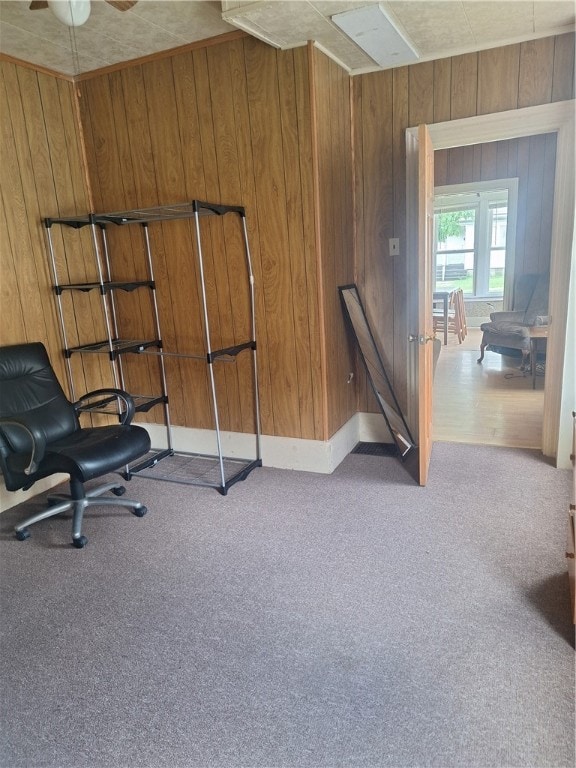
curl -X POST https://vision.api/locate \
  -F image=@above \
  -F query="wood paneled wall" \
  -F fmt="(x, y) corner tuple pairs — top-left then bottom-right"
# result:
(77, 37), (328, 440)
(0, 62), (110, 395)
(310, 45), (355, 438)
(353, 33), (575, 414)
(0, 38), (355, 445)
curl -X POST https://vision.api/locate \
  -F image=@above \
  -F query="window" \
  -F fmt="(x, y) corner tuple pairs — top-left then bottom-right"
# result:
(433, 179), (518, 300)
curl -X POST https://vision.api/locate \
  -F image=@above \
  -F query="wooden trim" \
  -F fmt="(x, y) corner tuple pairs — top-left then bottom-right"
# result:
(0, 32), (248, 84)
(349, 75), (358, 287)
(308, 42), (329, 441)
(427, 100), (575, 148)
(543, 113), (575, 458)
(75, 31), (247, 82)
(0, 53), (74, 81)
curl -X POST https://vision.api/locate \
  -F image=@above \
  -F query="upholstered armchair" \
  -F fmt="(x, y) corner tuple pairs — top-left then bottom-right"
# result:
(477, 273), (549, 368)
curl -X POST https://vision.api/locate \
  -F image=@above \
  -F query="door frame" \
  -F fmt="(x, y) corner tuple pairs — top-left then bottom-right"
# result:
(406, 100), (575, 465)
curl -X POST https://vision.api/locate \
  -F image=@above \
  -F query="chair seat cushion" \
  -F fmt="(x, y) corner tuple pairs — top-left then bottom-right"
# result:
(480, 320), (531, 337)
(7, 424), (151, 483)
(479, 320), (532, 352)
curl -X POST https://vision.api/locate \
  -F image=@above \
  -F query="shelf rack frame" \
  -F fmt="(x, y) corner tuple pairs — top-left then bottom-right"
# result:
(44, 200), (262, 495)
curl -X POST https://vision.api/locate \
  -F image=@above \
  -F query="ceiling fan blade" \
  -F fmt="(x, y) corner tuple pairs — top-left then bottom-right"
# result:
(29, 1), (49, 9)
(106, 1), (138, 10)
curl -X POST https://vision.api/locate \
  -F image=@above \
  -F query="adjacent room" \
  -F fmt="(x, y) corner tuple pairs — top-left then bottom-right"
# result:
(0, 2), (574, 766)
(431, 153), (553, 448)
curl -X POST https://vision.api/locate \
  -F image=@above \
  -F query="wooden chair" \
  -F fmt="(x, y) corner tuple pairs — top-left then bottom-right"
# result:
(433, 288), (467, 343)
(454, 288), (467, 341)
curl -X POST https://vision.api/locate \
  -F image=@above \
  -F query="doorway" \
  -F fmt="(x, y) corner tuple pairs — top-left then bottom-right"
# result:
(431, 173), (546, 449)
(405, 100), (575, 466)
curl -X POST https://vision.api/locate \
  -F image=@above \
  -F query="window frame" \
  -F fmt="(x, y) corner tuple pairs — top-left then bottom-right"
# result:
(434, 178), (519, 306)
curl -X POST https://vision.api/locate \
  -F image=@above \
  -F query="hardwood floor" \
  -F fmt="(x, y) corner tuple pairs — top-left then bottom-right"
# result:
(433, 328), (544, 448)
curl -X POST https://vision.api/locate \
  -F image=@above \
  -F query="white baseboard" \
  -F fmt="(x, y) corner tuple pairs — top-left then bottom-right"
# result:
(0, 413), (391, 511)
(144, 413), (391, 475)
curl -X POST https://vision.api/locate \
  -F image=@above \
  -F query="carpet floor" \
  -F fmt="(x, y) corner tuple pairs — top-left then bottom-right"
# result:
(0, 442), (573, 768)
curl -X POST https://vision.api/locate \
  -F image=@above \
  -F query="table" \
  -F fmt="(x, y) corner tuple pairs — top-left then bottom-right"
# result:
(433, 291), (451, 345)
(528, 325), (548, 389)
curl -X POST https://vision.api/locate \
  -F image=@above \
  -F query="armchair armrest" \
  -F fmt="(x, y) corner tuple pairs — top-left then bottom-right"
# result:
(0, 417), (46, 475)
(489, 310), (525, 323)
(74, 388), (136, 425)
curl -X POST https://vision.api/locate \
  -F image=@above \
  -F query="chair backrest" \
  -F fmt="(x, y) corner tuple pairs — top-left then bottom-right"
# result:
(512, 273), (549, 323)
(0, 343), (78, 465)
(453, 288), (467, 338)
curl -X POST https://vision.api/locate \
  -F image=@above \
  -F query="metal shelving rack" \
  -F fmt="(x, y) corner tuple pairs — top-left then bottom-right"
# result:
(44, 200), (262, 495)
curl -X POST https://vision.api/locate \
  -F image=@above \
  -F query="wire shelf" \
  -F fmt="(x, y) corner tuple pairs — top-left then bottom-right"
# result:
(127, 450), (261, 494)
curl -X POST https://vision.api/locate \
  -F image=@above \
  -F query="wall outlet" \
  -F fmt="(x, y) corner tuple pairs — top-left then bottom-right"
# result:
(389, 238), (400, 256)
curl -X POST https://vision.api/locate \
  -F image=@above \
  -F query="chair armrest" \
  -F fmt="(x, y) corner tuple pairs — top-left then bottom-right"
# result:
(0, 417), (47, 475)
(489, 310), (525, 323)
(74, 388), (136, 425)
(532, 315), (549, 326)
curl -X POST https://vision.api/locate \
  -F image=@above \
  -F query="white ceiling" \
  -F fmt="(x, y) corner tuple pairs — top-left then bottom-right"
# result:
(0, 0), (574, 78)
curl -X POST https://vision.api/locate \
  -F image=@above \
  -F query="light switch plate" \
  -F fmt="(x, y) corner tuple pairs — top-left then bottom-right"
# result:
(389, 238), (400, 256)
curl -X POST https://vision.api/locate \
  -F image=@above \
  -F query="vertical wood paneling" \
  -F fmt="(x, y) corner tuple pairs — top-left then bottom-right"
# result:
(244, 39), (302, 437)
(76, 37), (321, 440)
(433, 58), (451, 123)
(0, 67), (30, 346)
(141, 58), (193, 431)
(356, 70), (395, 414)
(293, 46), (324, 440)
(277, 49), (316, 438)
(515, 137), (530, 264)
(450, 53), (478, 119)
(495, 140), (509, 178)
(518, 38), (555, 107)
(523, 134), (547, 273)
(311, 48), (355, 437)
(226, 39), (274, 435)
(480, 142), (497, 179)
(539, 134), (557, 271)
(1, 68), (54, 347)
(408, 62), (434, 126)
(0, 60), (96, 394)
(477, 45), (520, 114)
(552, 33), (575, 101)
(206, 45), (255, 434)
(187, 49), (232, 430)
(314, 52), (337, 429)
(197, 48), (243, 433)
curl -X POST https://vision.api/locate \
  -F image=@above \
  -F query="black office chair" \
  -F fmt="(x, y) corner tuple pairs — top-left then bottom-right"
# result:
(0, 342), (151, 548)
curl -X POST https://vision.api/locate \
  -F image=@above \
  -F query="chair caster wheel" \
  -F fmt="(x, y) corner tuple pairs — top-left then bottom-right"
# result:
(132, 506), (147, 518)
(72, 535), (88, 549)
(15, 529), (31, 541)
(112, 486), (126, 496)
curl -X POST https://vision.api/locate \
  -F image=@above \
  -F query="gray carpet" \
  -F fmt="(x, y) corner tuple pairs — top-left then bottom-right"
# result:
(0, 443), (573, 768)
